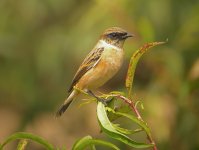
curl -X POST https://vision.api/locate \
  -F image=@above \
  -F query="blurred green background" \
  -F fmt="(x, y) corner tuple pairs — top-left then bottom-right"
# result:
(0, 0), (199, 149)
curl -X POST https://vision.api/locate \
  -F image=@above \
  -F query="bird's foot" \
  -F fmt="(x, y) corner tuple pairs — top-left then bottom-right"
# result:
(96, 97), (114, 106)
(87, 90), (113, 106)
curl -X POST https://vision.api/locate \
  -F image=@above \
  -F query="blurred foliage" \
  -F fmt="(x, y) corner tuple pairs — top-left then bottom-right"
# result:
(0, 0), (199, 149)
(0, 132), (54, 150)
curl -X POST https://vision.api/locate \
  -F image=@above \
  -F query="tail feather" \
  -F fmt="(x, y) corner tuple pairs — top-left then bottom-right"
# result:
(55, 90), (78, 117)
(56, 100), (73, 117)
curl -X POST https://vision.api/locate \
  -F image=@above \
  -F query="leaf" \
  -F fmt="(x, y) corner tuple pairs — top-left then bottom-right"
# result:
(97, 102), (153, 149)
(110, 91), (125, 96)
(0, 132), (54, 150)
(125, 41), (166, 98)
(72, 135), (119, 150)
(106, 107), (151, 136)
(110, 109), (152, 140)
(78, 99), (95, 108)
(17, 139), (28, 150)
(112, 124), (143, 135)
(135, 101), (144, 110)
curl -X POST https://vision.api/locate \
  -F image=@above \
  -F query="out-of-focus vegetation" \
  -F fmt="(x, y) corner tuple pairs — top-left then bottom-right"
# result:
(0, 0), (199, 149)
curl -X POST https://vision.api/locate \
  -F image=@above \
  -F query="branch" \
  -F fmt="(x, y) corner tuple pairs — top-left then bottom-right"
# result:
(112, 94), (158, 150)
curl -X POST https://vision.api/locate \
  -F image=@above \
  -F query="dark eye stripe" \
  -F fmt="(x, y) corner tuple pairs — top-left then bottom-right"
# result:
(120, 32), (126, 36)
(111, 32), (126, 36)
(107, 32), (127, 39)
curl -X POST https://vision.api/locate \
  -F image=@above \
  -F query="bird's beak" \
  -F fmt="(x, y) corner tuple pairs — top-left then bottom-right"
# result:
(123, 32), (134, 39)
(126, 32), (134, 38)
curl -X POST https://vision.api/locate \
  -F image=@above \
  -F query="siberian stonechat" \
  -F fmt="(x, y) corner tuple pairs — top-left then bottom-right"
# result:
(56, 27), (133, 117)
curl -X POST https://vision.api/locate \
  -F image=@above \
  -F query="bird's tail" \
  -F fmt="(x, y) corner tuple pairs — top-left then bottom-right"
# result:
(56, 90), (78, 117)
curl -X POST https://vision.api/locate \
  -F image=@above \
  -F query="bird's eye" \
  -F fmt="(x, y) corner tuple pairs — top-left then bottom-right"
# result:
(108, 33), (117, 39)
(111, 33), (117, 37)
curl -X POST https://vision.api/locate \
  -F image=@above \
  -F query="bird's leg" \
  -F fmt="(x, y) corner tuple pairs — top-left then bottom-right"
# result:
(87, 90), (112, 106)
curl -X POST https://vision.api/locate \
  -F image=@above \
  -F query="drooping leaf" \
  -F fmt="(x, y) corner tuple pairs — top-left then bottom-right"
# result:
(125, 41), (166, 98)
(97, 102), (153, 149)
(72, 135), (119, 150)
(107, 108), (152, 140)
(0, 132), (54, 150)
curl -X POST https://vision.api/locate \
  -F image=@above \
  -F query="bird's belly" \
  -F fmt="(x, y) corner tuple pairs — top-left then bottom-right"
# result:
(78, 48), (124, 89)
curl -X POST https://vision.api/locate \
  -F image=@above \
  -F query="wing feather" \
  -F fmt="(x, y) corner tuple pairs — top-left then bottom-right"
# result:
(68, 47), (104, 93)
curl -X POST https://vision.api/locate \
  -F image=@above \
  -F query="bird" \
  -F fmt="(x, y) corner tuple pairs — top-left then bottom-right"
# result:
(56, 27), (133, 117)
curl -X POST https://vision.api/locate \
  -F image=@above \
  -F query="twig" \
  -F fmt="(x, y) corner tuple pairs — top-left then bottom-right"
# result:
(112, 94), (158, 150)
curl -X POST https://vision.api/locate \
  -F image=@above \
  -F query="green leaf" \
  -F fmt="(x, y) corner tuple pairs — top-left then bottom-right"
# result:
(97, 102), (153, 149)
(110, 91), (125, 96)
(112, 124), (143, 135)
(17, 139), (28, 150)
(0, 132), (54, 150)
(125, 41), (166, 98)
(72, 135), (119, 150)
(108, 109), (152, 139)
(79, 99), (96, 108)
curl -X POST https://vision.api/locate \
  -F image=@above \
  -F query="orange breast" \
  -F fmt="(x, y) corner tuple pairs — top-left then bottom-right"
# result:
(76, 47), (124, 90)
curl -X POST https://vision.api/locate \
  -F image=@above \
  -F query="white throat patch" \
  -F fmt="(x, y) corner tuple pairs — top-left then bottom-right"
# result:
(99, 40), (120, 51)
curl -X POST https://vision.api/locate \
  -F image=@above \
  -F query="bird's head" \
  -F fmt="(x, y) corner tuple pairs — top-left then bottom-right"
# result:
(100, 27), (133, 48)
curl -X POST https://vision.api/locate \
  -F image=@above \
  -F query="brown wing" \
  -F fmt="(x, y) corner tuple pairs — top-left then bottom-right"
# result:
(68, 47), (104, 93)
